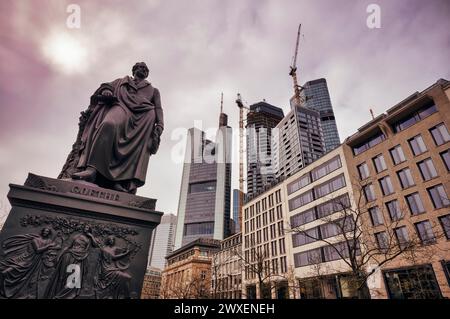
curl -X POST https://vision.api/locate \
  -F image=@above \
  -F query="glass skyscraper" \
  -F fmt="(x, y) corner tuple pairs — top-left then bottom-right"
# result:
(148, 213), (177, 270)
(301, 78), (341, 152)
(174, 112), (232, 249)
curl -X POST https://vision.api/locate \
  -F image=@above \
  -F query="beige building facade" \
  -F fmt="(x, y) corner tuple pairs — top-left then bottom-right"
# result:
(242, 184), (294, 299)
(211, 232), (243, 298)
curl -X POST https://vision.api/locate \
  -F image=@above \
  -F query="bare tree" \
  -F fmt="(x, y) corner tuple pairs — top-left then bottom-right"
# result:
(160, 270), (211, 299)
(287, 177), (447, 299)
(232, 238), (282, 299)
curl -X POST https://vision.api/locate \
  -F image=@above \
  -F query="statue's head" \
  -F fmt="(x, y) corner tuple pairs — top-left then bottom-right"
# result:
(132, 62), (149, 79)
(106, 235), (115, 246)
(41, 227), (52, 238)
(82, 224), (91, 234)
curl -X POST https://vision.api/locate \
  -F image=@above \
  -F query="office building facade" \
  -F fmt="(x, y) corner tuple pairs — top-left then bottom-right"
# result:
(301, 78), (341, 152)
(274, 105), (325, 179)
(174, 114), (232, 249)
(211, 233), (243, 299)
(242, 184), (294, 299)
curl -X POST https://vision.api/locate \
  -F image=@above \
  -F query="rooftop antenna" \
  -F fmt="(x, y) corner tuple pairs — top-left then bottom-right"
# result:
(219, 92), (228, 127)
(370, 108), (375, 120)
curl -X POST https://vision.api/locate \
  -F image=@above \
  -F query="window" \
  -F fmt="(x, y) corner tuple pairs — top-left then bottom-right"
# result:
(379, 176), (394, 195)
(280, 256), (287, 273)
(277, 221), (284, 236)
(392, 101), (437, 133)
(288, 190), (314, 211)
(394, 226), (410, 249)
(314, 174), (346, 198)
(430, 123), (450, 146)
(397, 168), (415, 188)
(357, 162), (370, 180)
(294, 248), (322, 267)
(375, 231), (389, 251)
(438, 214), (450, 239)
(292, 228), (319, 247)
(316, 194), (351, 218)
(408, 135), (427, 156)
(373, 154), (387, 173)
(441, 150), (450, 171)
(415, 220), (436, 244)
(183, 222), (214, 236)
(271, 240), (278, 256)
(290, 208), (316, 227)
(386, 200), (403, 221)
(405, 193), (425, 215)
(311, 155), (342, 181)
(287, 174), (311, 194)
(269, 209), (275, 223)
(188, 181), (216, 193)
(322, 245), (343, 262)
(279, 238), (286, 254)
(369, 206), (384, 226)
(417, 158), (438, 181)
(383, 265), (442, 299)
(390, 145), (406, 165)
(320, 223), (340, 239)
(427, 184), (450, 209)
(363, 184), (376, 202)
(270, 224), (276, 239)
(353, 132), (386, 155)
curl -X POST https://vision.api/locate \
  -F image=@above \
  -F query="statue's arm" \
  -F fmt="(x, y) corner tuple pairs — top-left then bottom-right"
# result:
(153, 88), (164, 131)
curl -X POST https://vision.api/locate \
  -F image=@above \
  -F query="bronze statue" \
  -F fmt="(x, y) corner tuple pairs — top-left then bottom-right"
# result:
(93, 235), (134, 299)
(0, 227), (61, 298)
(59, 62), (164, 194)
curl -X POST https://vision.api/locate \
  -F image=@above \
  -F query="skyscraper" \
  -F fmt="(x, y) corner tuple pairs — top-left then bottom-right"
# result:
(148, 213), (177, 270)
(301, 78), (340, 152)
(246, 101), (284, 197)
(174, 108), (232, 249)
(232, 189), (243, 233)
(274, 105), (325, 179)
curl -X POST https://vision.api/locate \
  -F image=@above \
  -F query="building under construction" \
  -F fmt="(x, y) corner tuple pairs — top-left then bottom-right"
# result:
(246, 101), (284, 198)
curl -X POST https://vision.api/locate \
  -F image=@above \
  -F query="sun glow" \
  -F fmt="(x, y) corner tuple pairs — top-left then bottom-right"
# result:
(41, 32), (89, 74)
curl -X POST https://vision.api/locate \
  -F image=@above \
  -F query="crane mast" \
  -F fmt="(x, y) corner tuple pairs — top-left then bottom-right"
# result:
(290, 23), (303, 107)
(236, 93), (248, 231)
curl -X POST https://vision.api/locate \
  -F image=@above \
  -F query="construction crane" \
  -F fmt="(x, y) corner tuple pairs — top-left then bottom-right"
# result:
(289, 23), (304, 107)
(235, 93), (250, 231)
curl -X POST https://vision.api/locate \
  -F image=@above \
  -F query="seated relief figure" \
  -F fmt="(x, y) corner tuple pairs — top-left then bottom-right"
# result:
(59, 62), (164, 194)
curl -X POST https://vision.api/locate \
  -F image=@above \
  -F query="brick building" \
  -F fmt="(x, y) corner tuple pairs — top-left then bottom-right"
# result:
(160, 238), (220, 299)
(343, 79), (450, 298)
(140, 267), (162, 299)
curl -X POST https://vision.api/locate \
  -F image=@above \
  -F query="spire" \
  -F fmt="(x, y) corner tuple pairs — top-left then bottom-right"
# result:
(219, 92), (228, 127)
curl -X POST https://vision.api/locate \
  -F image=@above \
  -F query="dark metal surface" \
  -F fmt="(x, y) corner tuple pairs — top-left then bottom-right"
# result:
(0, 174), (162, 299)
(59, 62), (164, 194)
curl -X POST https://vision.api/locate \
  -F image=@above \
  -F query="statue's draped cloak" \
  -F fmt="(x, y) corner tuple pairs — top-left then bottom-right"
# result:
(0, 234), (47, 298)
(77, 76), (163, 187)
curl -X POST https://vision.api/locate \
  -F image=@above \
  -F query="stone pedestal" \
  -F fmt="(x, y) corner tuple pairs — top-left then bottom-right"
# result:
(0, 173), (162, 299)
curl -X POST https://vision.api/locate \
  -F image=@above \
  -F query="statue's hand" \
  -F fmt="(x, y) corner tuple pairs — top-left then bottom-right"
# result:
(154, 125), (163, 137)
(102, 89), (113, 97)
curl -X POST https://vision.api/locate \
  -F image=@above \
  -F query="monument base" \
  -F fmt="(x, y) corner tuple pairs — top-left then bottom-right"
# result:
(0, 173), (162, 299)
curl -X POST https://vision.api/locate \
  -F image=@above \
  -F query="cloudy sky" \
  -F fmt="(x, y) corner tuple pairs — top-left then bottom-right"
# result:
(0, 0), (449, 218)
